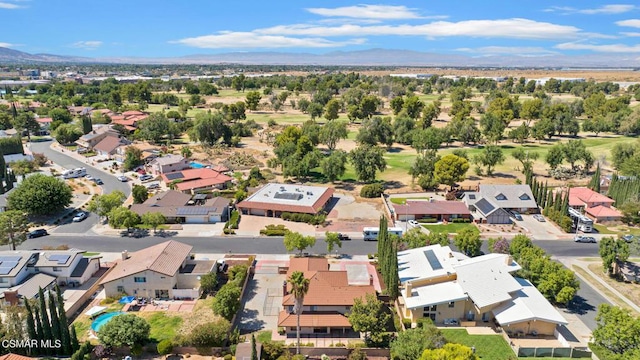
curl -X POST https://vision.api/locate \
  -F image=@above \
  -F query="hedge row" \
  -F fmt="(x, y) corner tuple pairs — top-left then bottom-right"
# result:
(281, 212), (326, 225)
(360, 183), (384, 198)
(450, 218), (471, 223)
(543, 207), (573, 232)
(260, 224), (290, 236)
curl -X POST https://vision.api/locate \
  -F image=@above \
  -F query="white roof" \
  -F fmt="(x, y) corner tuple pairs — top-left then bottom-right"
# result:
(398, 245), (464, 284)
(242, 183), (331, 207)
(493, 278), (568, 326)
(84, 306), (107, 317)
(454, 254), (522, 309)
(404, 281), (468, 310)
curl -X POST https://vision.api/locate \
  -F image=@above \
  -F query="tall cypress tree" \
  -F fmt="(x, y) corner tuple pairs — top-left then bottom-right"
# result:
(34, 311), (44, 354)
(38, 288), (52, 355)
(47, 292), (62, 347)
(589, 164), (601, 193)
(55, 284), (72, 355)
(24, 301), (38, 355)
(69, 324), (79, 352)
(546, 189), (554, 210)
(561, 190), (570, 215)
(387, 237), (399, 300)
(251, 333), (257, 360)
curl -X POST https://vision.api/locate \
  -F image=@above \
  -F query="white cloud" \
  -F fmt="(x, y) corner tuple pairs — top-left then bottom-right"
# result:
(555, 42), (640, 53)
(621, 31), (640, 37)
(617, 19), (640, 28)
(0, 42), (16, 47)
(306, 5), (423, 20)
(0, 2), (21, 9)
(171, 32), (366, 49)
(257, 18), (582, 40)
(70, 41), (103, 50)
(455, 46), (558, 55)
(545, 5), (635, 14)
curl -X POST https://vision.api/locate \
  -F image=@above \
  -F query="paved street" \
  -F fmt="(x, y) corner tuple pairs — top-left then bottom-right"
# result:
(29, 139), (130, 234)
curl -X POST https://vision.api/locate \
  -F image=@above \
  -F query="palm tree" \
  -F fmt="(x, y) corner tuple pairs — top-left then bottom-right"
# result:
(288, 271), (310, 355)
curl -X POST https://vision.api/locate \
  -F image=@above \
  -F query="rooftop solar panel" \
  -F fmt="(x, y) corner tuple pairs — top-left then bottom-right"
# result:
(0, 256), (22, 262)
(165, 172), (184, 181)
(1, 261), (18, 268)
(176, 207), (219, 216)
(273, 192), (303, 201)
(49, 255), (70, 264)
(193, 194), (207, 200)
(0, 267), (13, 275)
(424, 249), (443, 271)
(474, 199), (496, 215)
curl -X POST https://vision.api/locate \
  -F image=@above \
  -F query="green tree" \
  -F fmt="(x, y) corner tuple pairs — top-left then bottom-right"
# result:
(188, 318), (231, 347)
(47, 291), (61, 347)
(410, 151), (440, 190)
(53, 123), (82, 145)
(403, 227), (429, 249)
(319, 120), (348, 151)
(283, 231), (316, 254)
(288, 271), (310, 354)
(545, 144), (565, 170)
(349, 144), (386, 183)
(593, 304), (640, 355)
(348, 293), (390, 345)
(132, 185), (149, 204)
(189, 112), (232, 146)
(479, 112), (506, 143)
(212, 283), (241, 321)
(426, 232), (451, 247)
(619, 199), (640, 225)
(38, 287), (52, 355)
(199, 272), (218, 296)
(512, 148), (540, 174)
(390, 96), (405, 115)
(245, 91), (262, 111)
(87, 190), (126, 220)
(434, 154), (469, 189)
(325, 232), (342, 253)
(123, 146), (143, 171)
(98, 314), (150, 348)
(7, 174), (72, 215)
(420, 343), (479, 360)
(391, 325), (446, 360)
(453, 227), (482, 257)
(0, 210), (29, 250)
(509, 234), (533, 259)
(321, 149), (348, 182)
(403, 96), (424, 119)
(356, 116), (394, 146)
(473, 145), (505, 176)
(323, 98), (341, 121)
(138, 112), (170, 144)
(141, 212), (166, 234)
(420, 102), (440, 128)
(81, 115), (92, 134)
(108, 207), (141, 232)
(599, 236), (630, 275)
(251, 333), (258, 360)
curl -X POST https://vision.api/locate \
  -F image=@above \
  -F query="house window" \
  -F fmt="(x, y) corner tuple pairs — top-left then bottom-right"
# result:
(134, 277), (147, 283)
(448, 301), (455, 308)
(53, 267), (61, 272)
(310, 306), (317, 311)
(495, 194), (506, 200)
(0, 278), (8, 284)
(117, 286), (124, 293)
(423, 305), (437, 321)
(519, 194), (530, 200)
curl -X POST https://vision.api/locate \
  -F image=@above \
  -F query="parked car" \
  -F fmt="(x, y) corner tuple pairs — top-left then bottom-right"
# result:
(145, 182), (160, 189)
(84, 174), (93, 181)
(337, 233), (350, 241)
(117, 175), (128, 182)
(27, 229), (49, 239)
(574, 235), (597, 243)
(72, 212), (87, 222)
(408, 220), (419, 227)
(622, 234), (637, 243)
(511, 211), (523, 221)
(139, 174), (153, 182)
(533, 214), (546, 222)
(93, 178), (104, 185)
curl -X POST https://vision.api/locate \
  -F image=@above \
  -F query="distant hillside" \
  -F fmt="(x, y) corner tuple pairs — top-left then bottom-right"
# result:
(1, 46), (639, 68)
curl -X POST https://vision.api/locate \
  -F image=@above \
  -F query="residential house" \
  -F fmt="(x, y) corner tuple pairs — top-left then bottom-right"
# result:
(130, 190), (229, 224)
(463, 185), (538, 224)
(278, 257), (376, 335)
(100, 240), (215, 300)
(392, 200), (471, 222)
(0, 353), (37, 360)
(398, 244), (567, 335)
(75, 126), (119, 149)
(0, 249), (101, 305)
(568, 187), (622, 223)
(149, 154), (190, 175)
(160, 168), (233, 194)
(36, 117), (52, 131)
(93, 135), (130, 157)
(110, 110), (149, 132)
(237, 183), (334, 217)
(4, 154), (34, 164)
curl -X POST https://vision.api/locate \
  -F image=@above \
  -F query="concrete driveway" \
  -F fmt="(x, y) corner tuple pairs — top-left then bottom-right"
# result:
(238, 259), (287, 334)
(520, 214), (566, 240)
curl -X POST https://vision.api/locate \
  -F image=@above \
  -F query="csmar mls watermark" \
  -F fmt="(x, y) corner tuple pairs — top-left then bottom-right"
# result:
(1, 339), (63, 350)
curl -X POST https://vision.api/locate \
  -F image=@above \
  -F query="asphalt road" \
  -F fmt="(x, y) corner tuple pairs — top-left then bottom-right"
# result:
(29, 139), (130, 234)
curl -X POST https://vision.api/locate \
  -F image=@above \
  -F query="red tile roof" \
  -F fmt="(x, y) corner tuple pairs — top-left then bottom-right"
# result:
(569, 187), (615, 207)
(393, 200), (471, 216)
(237, 187), (334, 215)
(161, 168), (233, 191)
(278, 311), (351, 327)
(586, 205), (622, 219)
(0, 354), (35, 360)
(37, 117), (52, 123)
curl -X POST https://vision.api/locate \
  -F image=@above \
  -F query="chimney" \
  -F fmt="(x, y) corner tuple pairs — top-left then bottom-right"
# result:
(405, 282), (413, 298)
(121, 250), (129, 261)
(506, 255), (513, 266)
(369, 275), (374, 286)
(282, 280), (288, 296)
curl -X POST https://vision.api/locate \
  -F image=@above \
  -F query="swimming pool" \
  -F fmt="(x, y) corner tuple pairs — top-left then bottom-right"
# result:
(91, 312), (124, 332)
(190, 161), (205, 169)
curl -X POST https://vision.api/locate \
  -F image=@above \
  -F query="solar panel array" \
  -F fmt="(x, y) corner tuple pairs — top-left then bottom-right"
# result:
(0, 255), (22, 275)
(424, 250), (443, 271)
(273, 192), (303, 201)
(48, 254), (71, 264)
(176, 207), (217, 216)
(165, 172), (184, 181)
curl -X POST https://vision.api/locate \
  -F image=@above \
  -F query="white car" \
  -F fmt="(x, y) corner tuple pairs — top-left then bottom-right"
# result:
(84, 174), (93, 181)
(72, 212), (87, 222)
(117, 175), (128, 182)
(408, 220), (419, 227)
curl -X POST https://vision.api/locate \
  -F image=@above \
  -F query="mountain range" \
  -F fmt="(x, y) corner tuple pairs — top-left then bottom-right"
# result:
(1, 47), (639, 68)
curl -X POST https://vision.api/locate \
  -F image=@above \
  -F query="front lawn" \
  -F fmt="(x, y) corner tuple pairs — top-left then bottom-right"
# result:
(422, 223), (474, 234)
(593, 224), (618, 235)
(390, 197), (430, 205)
(441, 329), (514, 360)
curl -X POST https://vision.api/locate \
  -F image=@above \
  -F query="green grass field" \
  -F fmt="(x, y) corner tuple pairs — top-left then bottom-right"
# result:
(422, 223), (474, 234)
(441, 329), (514, 359)
(138, 312), (183, 343)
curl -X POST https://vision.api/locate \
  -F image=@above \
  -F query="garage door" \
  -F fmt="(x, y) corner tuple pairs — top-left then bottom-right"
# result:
(209, 215), (221, 223)
(185, 216), (207, 224)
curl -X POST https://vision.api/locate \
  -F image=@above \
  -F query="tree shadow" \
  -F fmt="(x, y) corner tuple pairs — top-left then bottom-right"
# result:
(385, 147), (405, 153)
(565, 295), (595, 315)
(384, 180), (406, 190)
(155, 230), (178, 238)
(238, 309), (266, 334)
(120, 229), (150, 238)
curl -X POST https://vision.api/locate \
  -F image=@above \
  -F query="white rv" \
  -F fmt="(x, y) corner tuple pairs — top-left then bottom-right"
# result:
(62, 167), (87, 179)
(363, 227), (404, 241)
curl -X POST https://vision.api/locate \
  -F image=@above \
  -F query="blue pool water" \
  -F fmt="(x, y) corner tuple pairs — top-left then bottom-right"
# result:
(91, 312), (124, 332)
(190, 161), (204, 169)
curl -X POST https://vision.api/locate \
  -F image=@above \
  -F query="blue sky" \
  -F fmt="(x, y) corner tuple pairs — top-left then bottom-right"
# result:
(1, 0), (640, 57)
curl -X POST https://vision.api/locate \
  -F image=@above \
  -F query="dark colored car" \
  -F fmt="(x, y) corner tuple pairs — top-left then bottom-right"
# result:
(337, 233), (351, 241)
(27, 229), (49, 239)
(93, 178), (104, 185)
